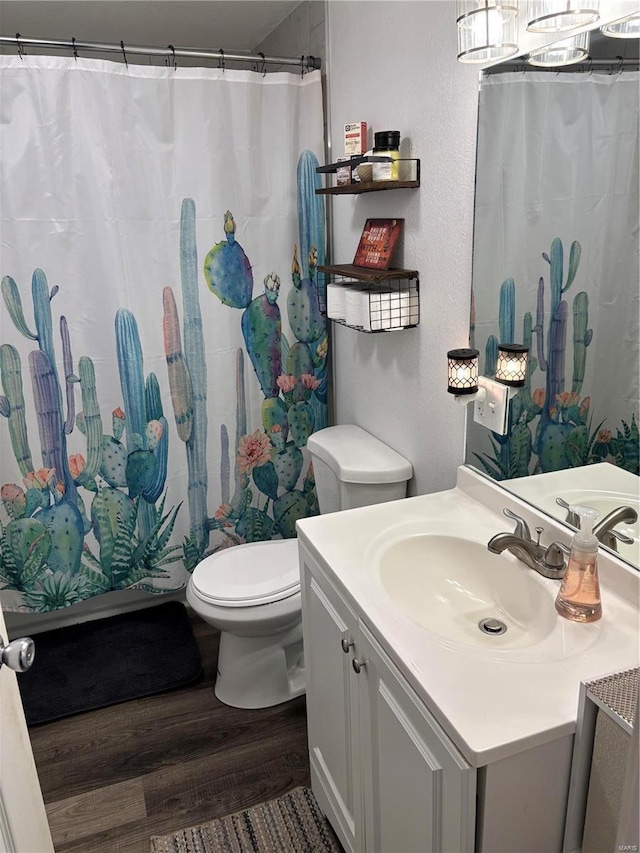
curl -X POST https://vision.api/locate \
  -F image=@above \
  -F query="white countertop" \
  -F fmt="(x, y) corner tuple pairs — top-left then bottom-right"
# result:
(297, 466), (640, 768)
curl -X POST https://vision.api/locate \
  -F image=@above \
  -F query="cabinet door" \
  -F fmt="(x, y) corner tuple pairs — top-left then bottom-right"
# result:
(356, 624), (476, 853)
(300, 549), (362, 853)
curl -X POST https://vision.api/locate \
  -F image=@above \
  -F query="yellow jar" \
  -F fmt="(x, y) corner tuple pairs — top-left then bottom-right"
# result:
(372, 131), (401, 181)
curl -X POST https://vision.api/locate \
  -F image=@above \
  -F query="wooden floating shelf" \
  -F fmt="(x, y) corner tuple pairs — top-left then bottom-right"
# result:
(318, 264), (419, 282)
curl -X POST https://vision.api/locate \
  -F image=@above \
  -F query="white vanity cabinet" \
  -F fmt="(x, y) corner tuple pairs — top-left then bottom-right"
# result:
(301, 544), (476, 853)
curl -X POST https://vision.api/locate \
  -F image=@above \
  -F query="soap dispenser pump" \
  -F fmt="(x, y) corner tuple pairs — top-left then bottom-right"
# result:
(555, 505), (602, 623)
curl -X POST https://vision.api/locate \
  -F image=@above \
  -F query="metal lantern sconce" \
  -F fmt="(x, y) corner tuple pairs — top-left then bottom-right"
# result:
(447, 348), (480, 394)
(447, 344), (529, 435)
(456, 0), (519, 63)
(526, 0), (600, 32)
(495, 343), (529, 386)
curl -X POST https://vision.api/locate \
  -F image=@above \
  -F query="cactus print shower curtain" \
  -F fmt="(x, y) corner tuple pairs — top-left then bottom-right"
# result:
(0, 55), (326, 612)
(468, 71), (639, 480)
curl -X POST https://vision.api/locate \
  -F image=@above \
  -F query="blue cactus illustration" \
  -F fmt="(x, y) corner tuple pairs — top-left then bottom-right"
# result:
(204, 211), (254, 308)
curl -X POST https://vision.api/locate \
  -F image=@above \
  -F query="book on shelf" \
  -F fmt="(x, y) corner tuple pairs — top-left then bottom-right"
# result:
(353, 218), (403, 270)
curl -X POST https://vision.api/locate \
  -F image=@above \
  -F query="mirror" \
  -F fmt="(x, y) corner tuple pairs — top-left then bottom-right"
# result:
(465, 24), (640, 569)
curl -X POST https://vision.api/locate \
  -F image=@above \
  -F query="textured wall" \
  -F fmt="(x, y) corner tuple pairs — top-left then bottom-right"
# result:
(253, 2), (325, 71)
(326, 1), (479, 496)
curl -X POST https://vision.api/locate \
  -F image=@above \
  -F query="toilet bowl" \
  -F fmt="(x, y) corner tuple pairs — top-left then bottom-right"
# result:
(187, 538), (304, 709)
(188, 424), (413, 709)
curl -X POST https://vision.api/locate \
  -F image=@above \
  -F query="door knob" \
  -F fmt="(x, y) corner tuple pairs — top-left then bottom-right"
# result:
(341, 637), (354, 653)
(0, 636), (35, 672)
(352, 658), (367, 674)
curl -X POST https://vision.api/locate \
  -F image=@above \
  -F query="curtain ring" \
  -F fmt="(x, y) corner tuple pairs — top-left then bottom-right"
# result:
(15, 32), (25, 59)
(168, 44), (177, 71)
(616, 55), (624, 75)
(259, 51), (267, 76)
(300, 55), (305, 76)
(71, 36), (78, 61)
(218, 48), (225, 71)
(120, 40), (128, 67)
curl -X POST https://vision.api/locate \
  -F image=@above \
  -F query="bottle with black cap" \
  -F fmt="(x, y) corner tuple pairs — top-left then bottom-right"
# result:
(372, 130), (400, 181)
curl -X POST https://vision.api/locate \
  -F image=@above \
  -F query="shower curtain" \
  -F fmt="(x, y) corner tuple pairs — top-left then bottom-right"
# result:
(469, 70), (639, 479)
(0, 55), (327, 612)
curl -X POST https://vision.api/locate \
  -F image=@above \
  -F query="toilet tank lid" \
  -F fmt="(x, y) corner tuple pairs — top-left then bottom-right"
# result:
(307, 425), (413, 484)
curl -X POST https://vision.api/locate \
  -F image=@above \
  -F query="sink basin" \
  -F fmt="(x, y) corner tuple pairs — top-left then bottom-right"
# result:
(377, 535), (557, 649)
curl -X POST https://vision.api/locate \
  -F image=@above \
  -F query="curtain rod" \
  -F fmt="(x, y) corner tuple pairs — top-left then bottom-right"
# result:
(0, 34), (321, 70)
(485, 57), (638, 73)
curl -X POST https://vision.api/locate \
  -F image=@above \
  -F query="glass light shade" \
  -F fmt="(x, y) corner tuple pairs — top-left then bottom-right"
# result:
(527, 0), (599, 31)
(601, 12), (640, 37)
(457, 0), (519, 63)
(447, 348), (480, 394)
(528, 30), (590, 65)
(495, 344), (528, 387)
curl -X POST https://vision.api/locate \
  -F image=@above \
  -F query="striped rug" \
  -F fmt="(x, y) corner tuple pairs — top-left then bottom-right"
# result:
(149, 787), (343, 853)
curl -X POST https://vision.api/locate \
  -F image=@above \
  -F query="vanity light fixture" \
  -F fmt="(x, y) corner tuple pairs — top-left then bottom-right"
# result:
(528, 30), (590, 65)
(527, 0), (599, 32)
(447, 344), (529, 435)
(456, 0), (519, 64)
(601, 11), (640, 37)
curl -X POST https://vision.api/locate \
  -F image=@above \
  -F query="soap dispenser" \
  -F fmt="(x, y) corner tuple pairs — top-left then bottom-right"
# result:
(555, 505), (602, 623)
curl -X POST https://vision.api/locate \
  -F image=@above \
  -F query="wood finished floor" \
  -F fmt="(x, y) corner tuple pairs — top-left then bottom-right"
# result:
(28, 612), (311, 853)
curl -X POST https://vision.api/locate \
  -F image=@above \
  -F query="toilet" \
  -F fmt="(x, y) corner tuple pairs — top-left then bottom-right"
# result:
(187, 424), (413, 709)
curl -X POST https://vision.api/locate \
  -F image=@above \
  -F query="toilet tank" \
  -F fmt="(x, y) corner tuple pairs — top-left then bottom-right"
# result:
(306, 425), (413, 514)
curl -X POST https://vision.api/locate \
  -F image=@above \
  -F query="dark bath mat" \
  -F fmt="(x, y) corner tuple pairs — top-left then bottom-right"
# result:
(18, 601), (203, 726)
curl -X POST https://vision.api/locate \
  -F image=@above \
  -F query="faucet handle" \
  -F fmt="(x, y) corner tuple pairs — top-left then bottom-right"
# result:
(503, 508), (531, 541)
(555, 497), (580, 528)
(606, 528), (634, 546)
(544, 541), (569, 571)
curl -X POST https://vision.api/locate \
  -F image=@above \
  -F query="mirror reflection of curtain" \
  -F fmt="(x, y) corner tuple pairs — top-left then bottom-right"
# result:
(468, 71), (639, 480)
(0, 56), (326, 613)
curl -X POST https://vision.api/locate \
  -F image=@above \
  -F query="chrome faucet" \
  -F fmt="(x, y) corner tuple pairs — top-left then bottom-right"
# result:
(556, 498), (636, 553)
(594, 506), (637, 552)
(487, 508), (567, 579)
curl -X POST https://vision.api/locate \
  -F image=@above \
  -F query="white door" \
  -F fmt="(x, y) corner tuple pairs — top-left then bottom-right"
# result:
(0, 605), (54, 853)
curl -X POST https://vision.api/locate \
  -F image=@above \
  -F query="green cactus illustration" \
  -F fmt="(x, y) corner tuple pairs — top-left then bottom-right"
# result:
(477, 238), (603, 479)
(273, 445), (303, 491)
(0, 344), (34, 477)
(36, 500), (84, 576)
(3, 518), (51, 590)
(273, 490), (310, 539)
(77, 356), (103, 482)
(241, 273), (283, 398)
(287, 246), (325, 344)
(288, 401), (314, 448)
(204, 211), (254, 309)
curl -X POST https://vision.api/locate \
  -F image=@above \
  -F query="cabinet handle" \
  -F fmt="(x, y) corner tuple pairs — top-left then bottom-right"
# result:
(341, 637), (354, 653)
(352, 658), (367, 674)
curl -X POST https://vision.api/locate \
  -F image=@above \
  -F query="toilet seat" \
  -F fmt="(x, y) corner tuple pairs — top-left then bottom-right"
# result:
(190, 538), (300, 607)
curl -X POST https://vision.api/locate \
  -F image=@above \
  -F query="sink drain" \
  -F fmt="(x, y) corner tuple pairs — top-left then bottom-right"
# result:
(478, 617), (507, 636)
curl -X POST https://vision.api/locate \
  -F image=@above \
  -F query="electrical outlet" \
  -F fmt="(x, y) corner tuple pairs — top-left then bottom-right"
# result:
(473, 378), (510, 435)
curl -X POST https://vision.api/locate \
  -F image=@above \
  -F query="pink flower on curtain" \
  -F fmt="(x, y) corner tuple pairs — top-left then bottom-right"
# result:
(276, 375), (296, 393)
(23, 468), (56, 491)
(300, 373), (320, 391)
(532, 388), (545, 407)
(68, 454), (86, 479)
(237, 430), (272, 475)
